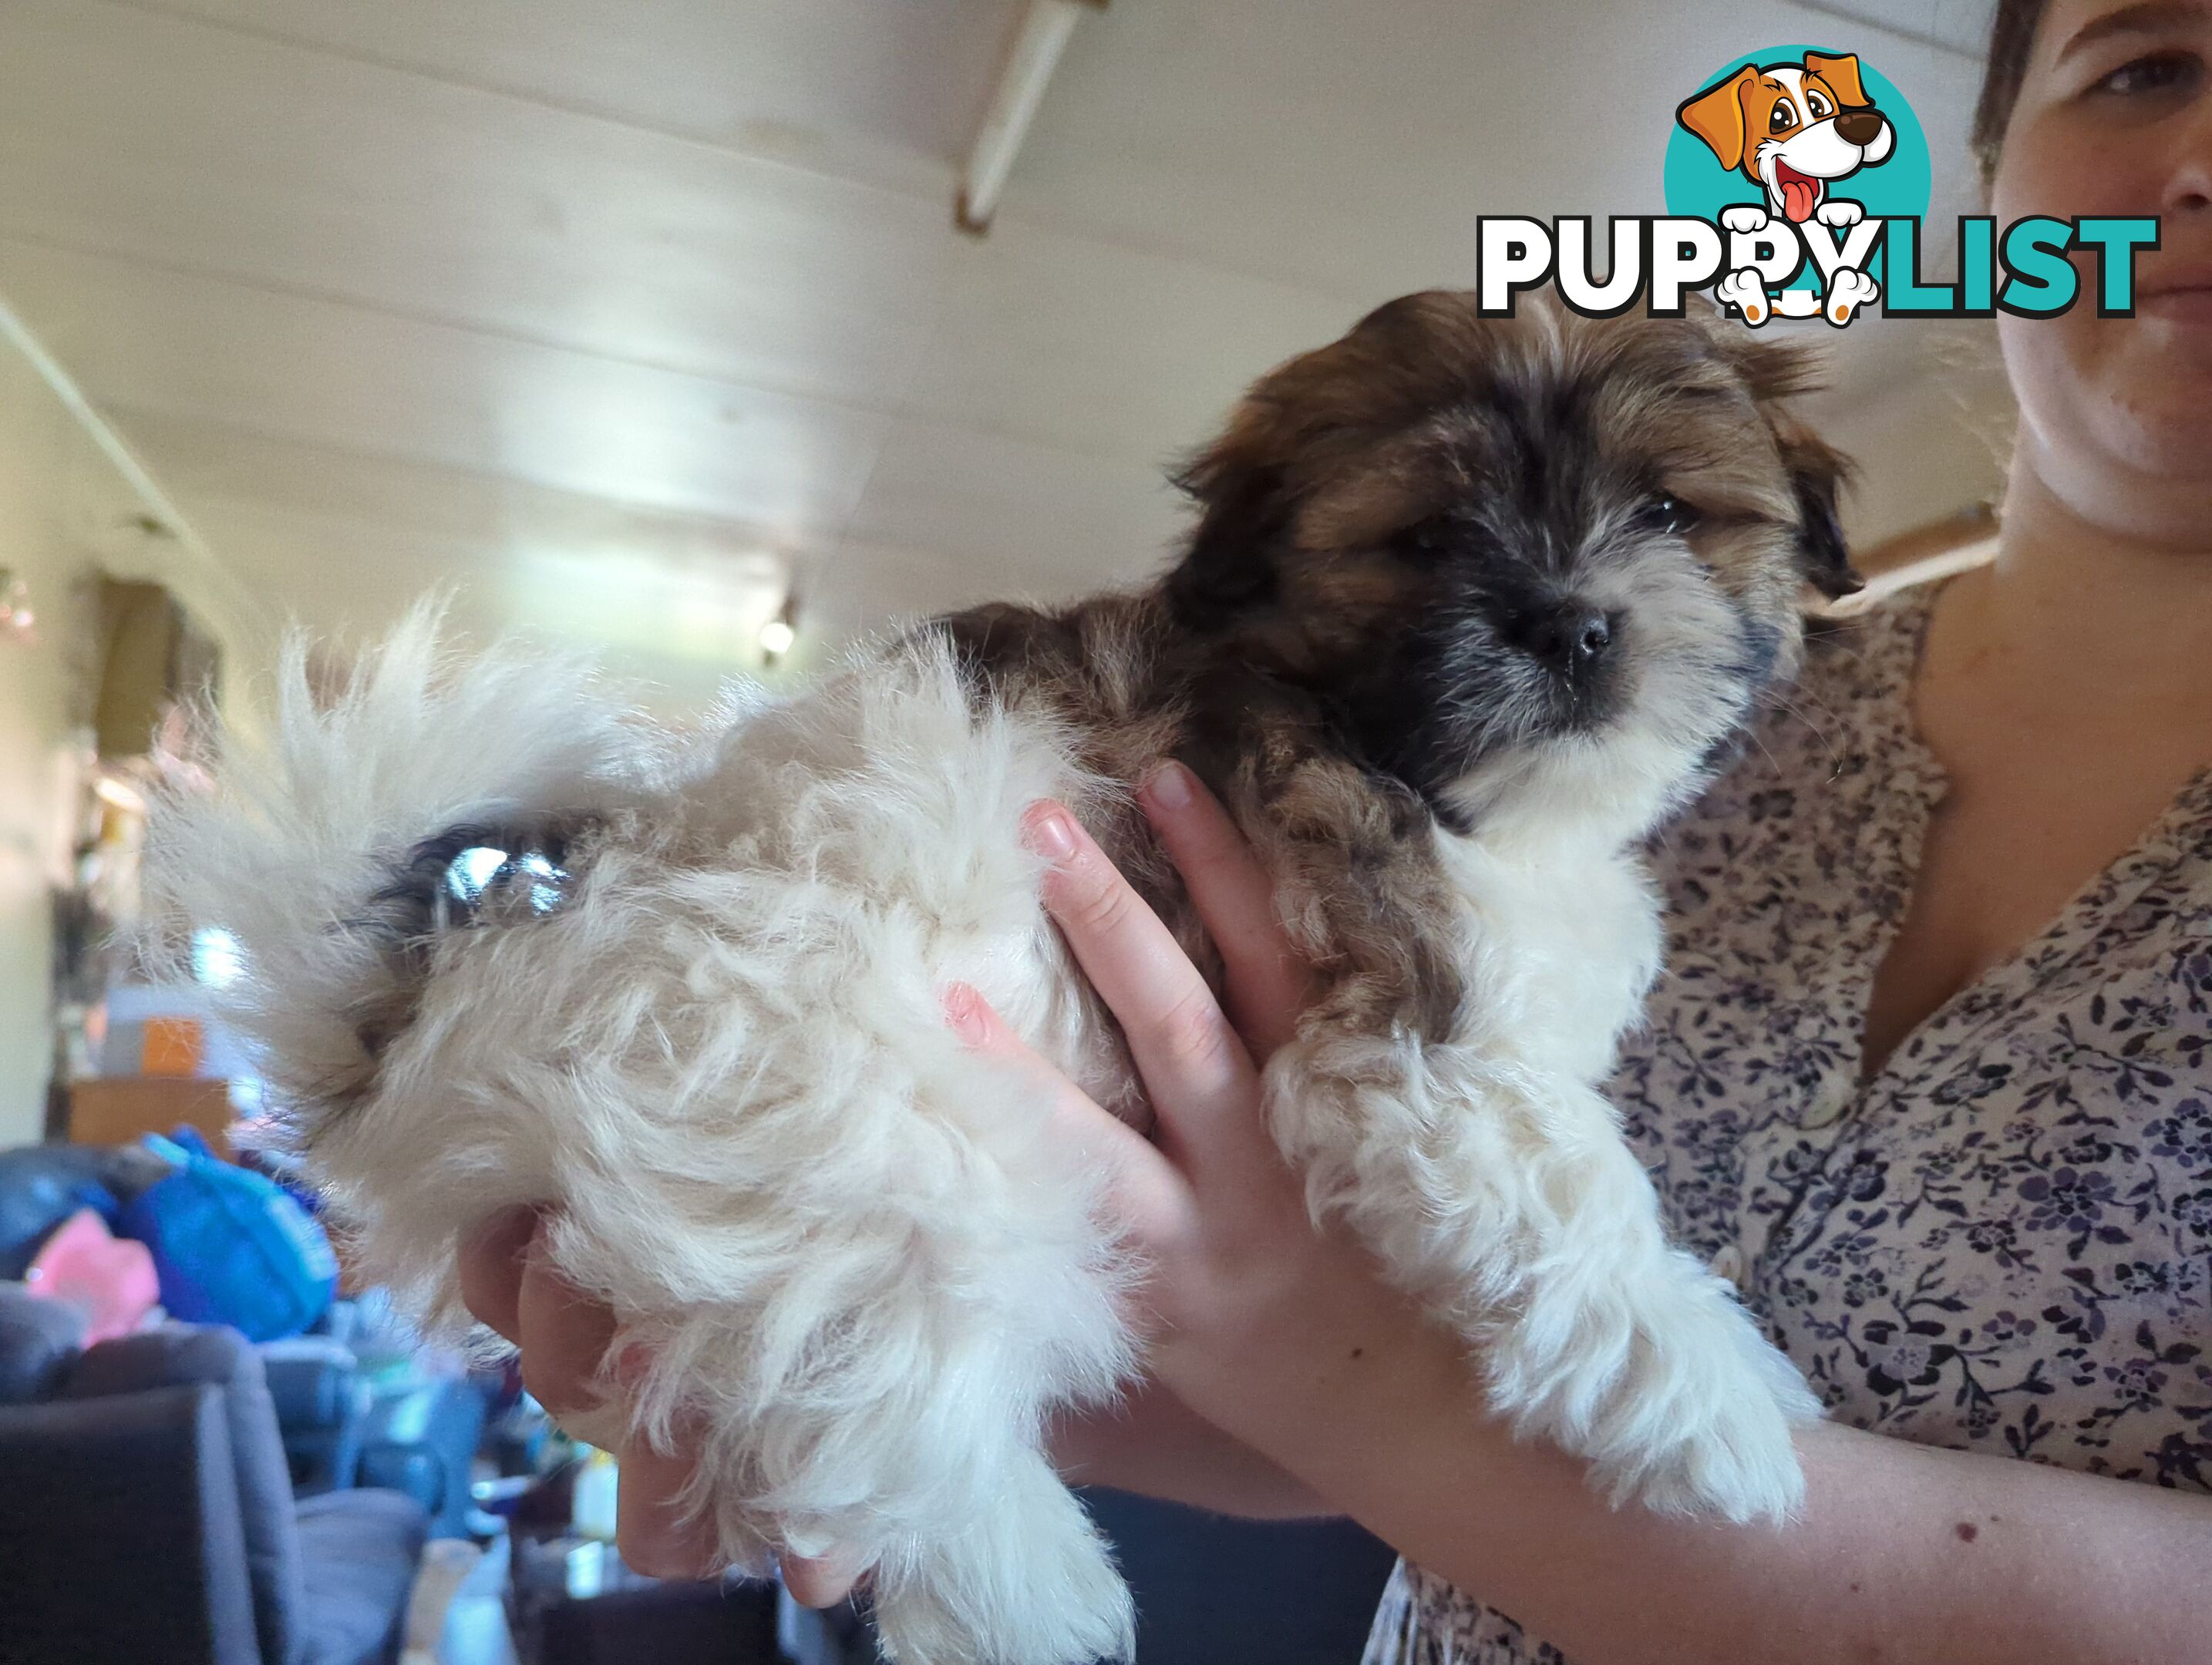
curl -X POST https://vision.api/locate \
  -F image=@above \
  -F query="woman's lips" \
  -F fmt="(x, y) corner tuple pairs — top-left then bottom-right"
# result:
(2138, 282), (2212, 324)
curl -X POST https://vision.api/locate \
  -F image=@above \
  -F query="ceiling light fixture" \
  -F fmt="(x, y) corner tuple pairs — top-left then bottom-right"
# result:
(956, 0), (1106, 234)
(759, 591), (799, 668)
(0, 567), (33, 641)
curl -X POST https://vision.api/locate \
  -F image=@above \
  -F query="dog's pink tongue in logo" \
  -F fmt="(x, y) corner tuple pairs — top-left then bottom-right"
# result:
(1775, 161), (1820, 223)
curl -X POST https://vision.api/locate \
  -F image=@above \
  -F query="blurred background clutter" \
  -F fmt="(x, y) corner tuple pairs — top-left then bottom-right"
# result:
(0, 2), (2008, 1660)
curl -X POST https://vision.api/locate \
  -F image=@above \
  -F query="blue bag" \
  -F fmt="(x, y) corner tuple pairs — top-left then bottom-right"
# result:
(117, 1133), (339, 1341)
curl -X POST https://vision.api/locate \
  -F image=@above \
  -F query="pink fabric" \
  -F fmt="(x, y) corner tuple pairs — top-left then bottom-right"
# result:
(22, 1208), (160, 1342)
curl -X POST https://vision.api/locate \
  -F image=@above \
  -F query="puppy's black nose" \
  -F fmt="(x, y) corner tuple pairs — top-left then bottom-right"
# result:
(1834, 109), (1884, 146)
(1510, 601), (1612, 674)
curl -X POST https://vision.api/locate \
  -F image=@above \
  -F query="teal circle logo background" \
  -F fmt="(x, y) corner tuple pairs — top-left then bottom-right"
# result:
(1662, 45), (1932, 291)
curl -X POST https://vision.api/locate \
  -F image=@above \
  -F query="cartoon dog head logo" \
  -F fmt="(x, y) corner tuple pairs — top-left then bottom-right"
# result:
(1676, 52), (1896, 228)
(1662, 46), (1931, 327)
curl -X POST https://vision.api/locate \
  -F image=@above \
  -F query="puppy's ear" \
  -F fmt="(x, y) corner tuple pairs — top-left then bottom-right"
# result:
(1776, 422), (1864, 600)
(1804, 52), (1870, 109)
(1700, 321), (1865, 599)
(1166, 412), (1291, 631)
(1692, 301), (1825, 401)
(1677, 66), (1757, 172)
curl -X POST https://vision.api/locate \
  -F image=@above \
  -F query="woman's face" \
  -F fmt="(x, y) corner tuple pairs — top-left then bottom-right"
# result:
(1991, 0), (2212, 540)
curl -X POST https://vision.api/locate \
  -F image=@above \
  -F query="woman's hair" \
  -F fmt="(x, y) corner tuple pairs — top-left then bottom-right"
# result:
(1972, 0), (2050, 183)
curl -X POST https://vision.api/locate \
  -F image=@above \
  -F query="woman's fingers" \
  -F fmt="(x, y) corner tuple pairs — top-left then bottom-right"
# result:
(943, 983), (1185, 1248)
(616, 1428), (720, 1579)
(457, 1205), (538, 1344)
(461, 1209), (698, 1562)
(779, 1549), (870, 1609)
(459, 1206), (614, 1426)
(1138, 763), (1315, 1060)
(510, 1230), (619, 1424)
(460, 1206), (625, 1441)
(1023, 800), (1257, 1139)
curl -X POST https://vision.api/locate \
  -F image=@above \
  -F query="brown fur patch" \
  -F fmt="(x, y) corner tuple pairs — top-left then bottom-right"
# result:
(924, 291), (1855, 1047)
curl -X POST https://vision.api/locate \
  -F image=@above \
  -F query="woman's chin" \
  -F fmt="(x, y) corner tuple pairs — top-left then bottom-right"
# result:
(2083, 343), (2212, 483)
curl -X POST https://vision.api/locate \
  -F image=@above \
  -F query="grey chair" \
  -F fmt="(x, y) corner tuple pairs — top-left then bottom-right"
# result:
(0, 1285), (430, 1665)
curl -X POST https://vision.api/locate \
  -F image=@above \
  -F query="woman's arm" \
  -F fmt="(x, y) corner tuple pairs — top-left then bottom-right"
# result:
(1190, 1192), (2212, 1665)
(1049, 1378), (1335, 1520)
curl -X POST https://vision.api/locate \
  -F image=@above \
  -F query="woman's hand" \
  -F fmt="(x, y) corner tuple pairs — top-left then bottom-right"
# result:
(455, 762), (1403, 1594)
(971, 774), (1436, 1428)
(457, 1206), (731, 1579)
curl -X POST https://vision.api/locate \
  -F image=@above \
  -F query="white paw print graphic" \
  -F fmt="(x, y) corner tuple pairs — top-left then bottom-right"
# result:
(1815, 199), (1865, 228)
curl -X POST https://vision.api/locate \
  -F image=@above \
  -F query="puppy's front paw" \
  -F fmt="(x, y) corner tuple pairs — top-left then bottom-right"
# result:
(1619, 1347), (1816, 1525)
(1483, 1240), (1820, 1525)
(1815, 198), (1864, 228)
(1601, 1274), (1820, 1524)
(1719, 204), (1771, 235)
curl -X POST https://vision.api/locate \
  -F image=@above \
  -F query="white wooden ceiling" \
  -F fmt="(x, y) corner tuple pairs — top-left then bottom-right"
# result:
(0, 0), (2007, 705)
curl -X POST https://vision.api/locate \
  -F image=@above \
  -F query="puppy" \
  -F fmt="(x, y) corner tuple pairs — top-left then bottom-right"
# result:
(147, 293), (1853, 1665)
(1678, 51), (1897, 227)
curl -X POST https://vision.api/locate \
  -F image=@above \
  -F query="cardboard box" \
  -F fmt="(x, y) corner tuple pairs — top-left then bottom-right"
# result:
(69, 1076), (234, 1157)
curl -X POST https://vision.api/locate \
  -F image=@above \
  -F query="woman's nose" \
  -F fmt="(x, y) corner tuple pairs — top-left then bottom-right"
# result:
(2163, 99), (2212, 214)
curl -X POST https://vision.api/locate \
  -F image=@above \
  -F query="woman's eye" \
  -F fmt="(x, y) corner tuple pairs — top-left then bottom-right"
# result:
(2092, 50), (2200, 98)
(1642, 495), (1702, 536)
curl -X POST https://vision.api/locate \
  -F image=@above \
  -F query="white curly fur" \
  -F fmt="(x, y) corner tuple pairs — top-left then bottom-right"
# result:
(150, 598), (1819, 1664)
(153, 619), (1151, 1663)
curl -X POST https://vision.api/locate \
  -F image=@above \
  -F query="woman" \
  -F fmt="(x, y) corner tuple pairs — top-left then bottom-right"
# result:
(460, 1), (2212, 1657)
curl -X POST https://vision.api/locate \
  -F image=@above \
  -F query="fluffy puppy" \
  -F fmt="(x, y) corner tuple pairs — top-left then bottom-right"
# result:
(147, 291), (1853, 1665)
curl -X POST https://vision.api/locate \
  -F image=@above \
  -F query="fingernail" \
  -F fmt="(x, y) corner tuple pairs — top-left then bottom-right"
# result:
(1143, 761), (1194, 809)
(611, 1342), (655, 1392)
(1023, 805), (1079, 863)
(941, 983), (989, 1044)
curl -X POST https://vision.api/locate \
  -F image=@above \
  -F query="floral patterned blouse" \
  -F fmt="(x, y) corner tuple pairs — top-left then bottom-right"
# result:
(1365, 584), (2212, 1664)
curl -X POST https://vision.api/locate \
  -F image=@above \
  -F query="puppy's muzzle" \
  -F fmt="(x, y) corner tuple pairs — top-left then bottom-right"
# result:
(1501, 597), (1616, 681)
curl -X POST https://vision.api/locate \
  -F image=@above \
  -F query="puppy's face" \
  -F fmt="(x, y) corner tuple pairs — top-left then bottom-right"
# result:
(1166, 291), (1857, 838)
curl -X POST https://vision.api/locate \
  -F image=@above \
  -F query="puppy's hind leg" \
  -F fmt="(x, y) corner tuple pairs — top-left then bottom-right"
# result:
(1265, 1032), (1819, 1524)
(868, 1435), (1135, 1665)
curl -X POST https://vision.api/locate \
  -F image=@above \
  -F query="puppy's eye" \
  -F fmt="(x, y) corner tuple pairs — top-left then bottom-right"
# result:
(1640, 495), (1702, 536)
(438, 842), (571, 928)
(1806, 92), (1832, 119)
(1396, 518), (1459, 560)
(370, 824), (577, 941)
(1769, 99), (1797, 133)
